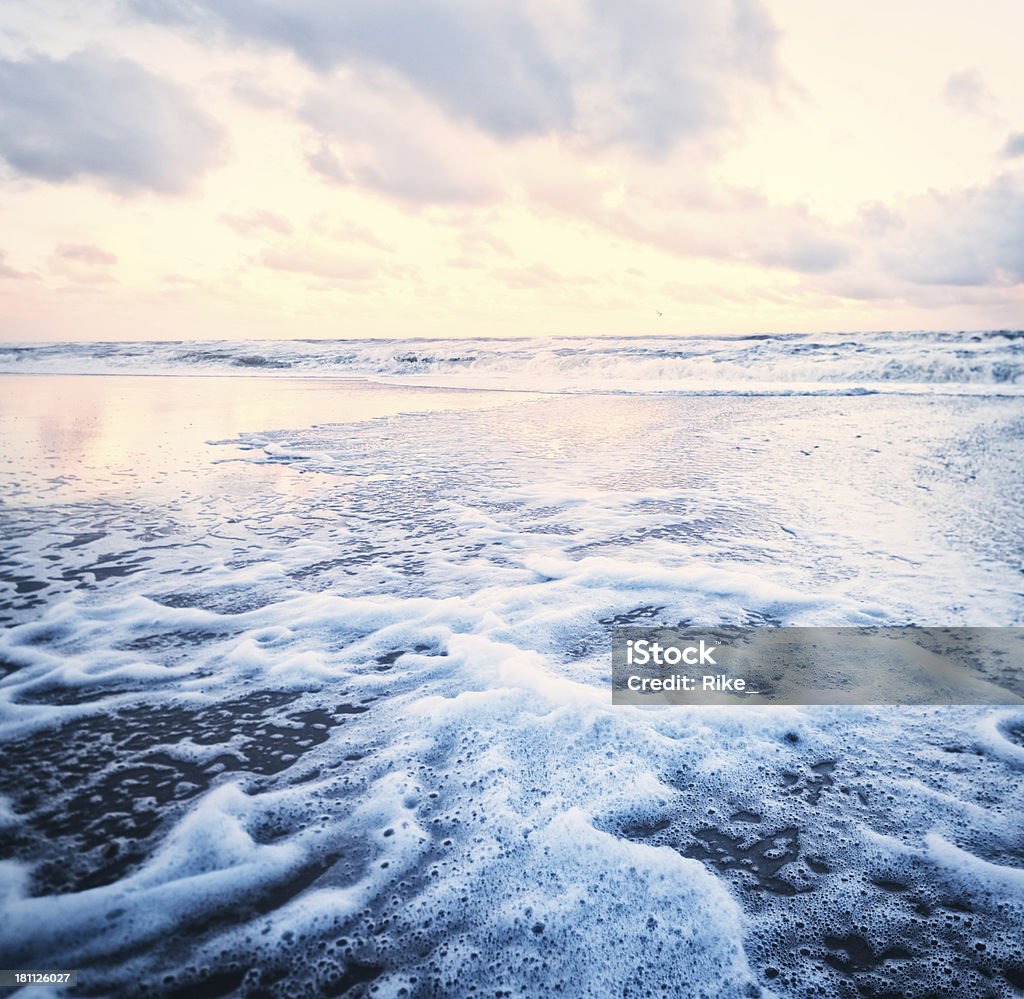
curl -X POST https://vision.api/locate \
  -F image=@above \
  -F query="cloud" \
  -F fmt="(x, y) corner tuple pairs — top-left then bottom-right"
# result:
(53, 243), (117, 265)
(497, 263), (567, 289)
(131, 0), (780, 155)
(221, 210), (294, 236)
(857, 202), (904, 236)
(876, 173), (1024, 287)
(941, 68), (999, 118)
(527, 166), (854, 277)
(259, 249), (378, 281)
(132, 0), (573, 139)
(228, 73), (293, 111)
(561, 0), (780, 155)
(301, 79), (497, 203)
(1001, 132), (1024, 158)
(459, 230), (513, 258)
(0, 250), (32, 279)
(0, 49), (224, 194)
(310, 217), (394, 251)
(752, 231), (851, 274)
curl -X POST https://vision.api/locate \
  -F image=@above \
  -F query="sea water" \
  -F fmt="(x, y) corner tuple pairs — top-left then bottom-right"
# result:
(1, 332), (1023, 997)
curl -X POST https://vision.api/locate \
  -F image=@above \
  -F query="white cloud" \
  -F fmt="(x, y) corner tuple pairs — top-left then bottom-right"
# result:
(877, 172), (1024, 287)
(221, 211), (294, 236)
(0, 49), (224, 194)
(1001, 132), (1024, 158)
(0, 249), (33, 279)
(259, 248), (379, 282)
(300, 74), (498, 203)
(53, 243), (117, 265)
(131, 0), (780, 155)
(942, 67), (1000, 118)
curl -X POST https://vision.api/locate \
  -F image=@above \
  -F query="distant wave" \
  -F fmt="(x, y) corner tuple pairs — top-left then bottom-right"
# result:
(1, 330), (1023, 396)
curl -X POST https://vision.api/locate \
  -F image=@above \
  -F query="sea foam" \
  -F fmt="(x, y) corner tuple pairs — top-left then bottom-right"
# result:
(1, 367), (1023, 995)
(1, 329), (1023, 396)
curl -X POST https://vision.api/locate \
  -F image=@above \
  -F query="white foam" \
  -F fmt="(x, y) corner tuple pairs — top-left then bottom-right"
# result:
(975, 709), (1024, 767)
(1, 362), (1022, 993)
(926, 832), (1024, 892)
(2, 330), (1023, 396)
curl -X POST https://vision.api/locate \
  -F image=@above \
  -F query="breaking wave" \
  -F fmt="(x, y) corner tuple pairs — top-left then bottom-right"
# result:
(2, 330), (1023, 396)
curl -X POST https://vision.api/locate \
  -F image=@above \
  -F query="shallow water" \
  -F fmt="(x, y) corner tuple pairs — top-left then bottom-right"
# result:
(1, 367), (1023, 997)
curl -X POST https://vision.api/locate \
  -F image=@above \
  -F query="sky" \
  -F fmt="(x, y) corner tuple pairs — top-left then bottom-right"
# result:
(0, 1), (1022, 342)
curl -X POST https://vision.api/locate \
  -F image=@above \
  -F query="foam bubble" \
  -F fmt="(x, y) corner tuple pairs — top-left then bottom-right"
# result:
(2, 370), (1023, 995)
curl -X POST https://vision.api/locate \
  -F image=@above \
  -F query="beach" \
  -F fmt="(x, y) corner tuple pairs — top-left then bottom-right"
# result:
(1, 334), (1024, 996)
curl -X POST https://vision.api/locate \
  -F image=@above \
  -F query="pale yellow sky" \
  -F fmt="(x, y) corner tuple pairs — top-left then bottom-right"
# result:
(1, 0), (1022, 341)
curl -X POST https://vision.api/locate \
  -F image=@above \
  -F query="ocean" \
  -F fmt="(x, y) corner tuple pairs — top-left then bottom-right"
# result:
(1, 331), (1023, 997)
